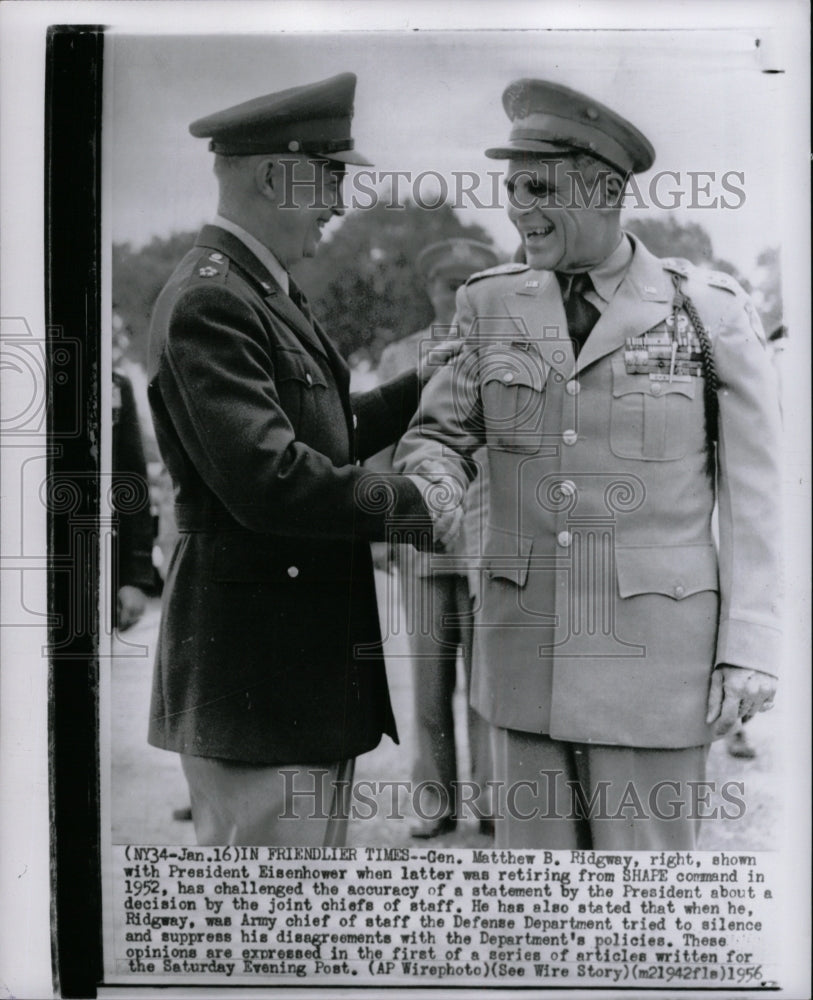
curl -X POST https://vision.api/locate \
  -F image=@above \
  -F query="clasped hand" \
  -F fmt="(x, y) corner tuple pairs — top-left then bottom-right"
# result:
(406, 468), (465, 549)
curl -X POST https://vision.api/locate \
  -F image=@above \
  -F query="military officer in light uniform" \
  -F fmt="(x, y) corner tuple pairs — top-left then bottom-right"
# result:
(378, 239), (498, 838)
(147, 74), (458, 847)
(395, 79), (781, 849)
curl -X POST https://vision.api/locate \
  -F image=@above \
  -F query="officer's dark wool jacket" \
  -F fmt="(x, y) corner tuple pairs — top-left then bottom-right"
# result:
(147, 225), (429, 764)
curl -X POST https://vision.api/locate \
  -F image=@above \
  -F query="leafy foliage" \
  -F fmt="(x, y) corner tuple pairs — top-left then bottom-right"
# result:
(295, 200), (497, 366)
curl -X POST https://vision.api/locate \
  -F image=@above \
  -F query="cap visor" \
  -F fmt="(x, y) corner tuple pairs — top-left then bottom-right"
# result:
(484, 139), (576, 160)
(327, 148), (373, 167)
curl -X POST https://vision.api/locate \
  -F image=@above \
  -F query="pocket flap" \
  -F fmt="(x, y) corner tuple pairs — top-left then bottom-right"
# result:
(484, 526), (534, 587)
(616, 544), (718, 600)
(276, 349), (328, 388)
(611, 355), (695, 399)
(481, 344), (548, 391)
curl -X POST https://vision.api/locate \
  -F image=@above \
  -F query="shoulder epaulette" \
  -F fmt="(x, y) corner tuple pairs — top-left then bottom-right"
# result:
(466, 262), (529, 285)
(189, 250), (230, 284)
(660, 257), (692, 278)
(704, 270), (741, 296)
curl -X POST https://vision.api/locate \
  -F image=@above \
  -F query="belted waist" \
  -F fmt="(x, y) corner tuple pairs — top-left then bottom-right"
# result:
(175, 505), (244, 532)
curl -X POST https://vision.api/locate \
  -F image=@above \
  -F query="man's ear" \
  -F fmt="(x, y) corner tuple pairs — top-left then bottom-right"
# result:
(254, 157), (279, 203)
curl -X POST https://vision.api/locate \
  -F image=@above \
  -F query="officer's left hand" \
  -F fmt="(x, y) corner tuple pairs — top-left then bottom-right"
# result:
(117, 585), (147, 632)
(706, 665), (777, 737)
(417, 338), (463, 385)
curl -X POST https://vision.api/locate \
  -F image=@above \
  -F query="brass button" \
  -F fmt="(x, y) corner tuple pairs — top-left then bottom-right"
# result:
(305, 372), (313, 386)
(557, 531), (572, 547)
(674, 584), (685, 598)
(353, 414), (358, 429)
(565, 380), (581, 395)
(650, 382), (662, 396)
(503, 371), (515, 383)
(559, 480), (577, 497)
(562, 429), (578, 445)
(287, 566), (300, 578)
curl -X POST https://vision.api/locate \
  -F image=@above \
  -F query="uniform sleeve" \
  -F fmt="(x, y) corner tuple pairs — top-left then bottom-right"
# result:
(157, 282), (430, 540)
(352, 369), (423, 460)
(712, 291), (783, 675)
(393, 283), (485, 484)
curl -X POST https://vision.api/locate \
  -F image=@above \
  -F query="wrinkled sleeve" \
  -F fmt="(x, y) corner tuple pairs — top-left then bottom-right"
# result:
(393, 283), (484, 485)
(713, 293), (783, 675)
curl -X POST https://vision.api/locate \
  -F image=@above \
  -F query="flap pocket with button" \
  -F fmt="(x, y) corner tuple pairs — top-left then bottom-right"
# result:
(275, 348), (328, 389)
(481, 344), (549, 453)
(610, 355), (701, 461)
(483, 526), (534, 587)
(616, 543), (718, 600)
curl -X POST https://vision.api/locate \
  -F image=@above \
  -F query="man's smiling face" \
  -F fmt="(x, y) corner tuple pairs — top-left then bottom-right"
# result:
(505, 155), (622, 272)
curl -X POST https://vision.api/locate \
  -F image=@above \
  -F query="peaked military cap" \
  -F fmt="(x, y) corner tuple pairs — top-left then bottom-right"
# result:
(485, 79), (655, 175)
(189, 72), (372, 165)
(417, 239), (499, 283)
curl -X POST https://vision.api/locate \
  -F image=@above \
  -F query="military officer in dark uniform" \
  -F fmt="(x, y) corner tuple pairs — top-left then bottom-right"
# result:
(147, 73), (457, 846)
(395, 80), (781, 849)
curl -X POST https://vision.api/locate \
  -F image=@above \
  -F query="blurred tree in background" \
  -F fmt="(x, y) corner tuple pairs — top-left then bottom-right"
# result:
(113, 231), (198, 368)
(295, 200), (497, 367)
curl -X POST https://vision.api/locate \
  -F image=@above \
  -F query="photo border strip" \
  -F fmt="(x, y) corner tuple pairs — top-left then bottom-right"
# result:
(45, 23), (106, 999)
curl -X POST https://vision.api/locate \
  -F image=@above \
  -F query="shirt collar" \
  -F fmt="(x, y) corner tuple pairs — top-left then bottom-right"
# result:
(587, 233), (634, 304)
(213, 214), (289, 295)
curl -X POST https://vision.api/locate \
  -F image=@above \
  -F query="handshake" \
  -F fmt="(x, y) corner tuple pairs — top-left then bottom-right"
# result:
(406, 463), (466, 550)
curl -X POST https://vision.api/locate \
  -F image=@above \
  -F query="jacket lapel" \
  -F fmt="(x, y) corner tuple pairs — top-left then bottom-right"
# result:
(195, 226), (330, 360)
(574, 237), (673, 373)
(501, 270), (576, 380)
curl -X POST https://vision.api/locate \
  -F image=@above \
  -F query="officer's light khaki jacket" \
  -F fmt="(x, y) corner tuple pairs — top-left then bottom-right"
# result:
(394, 235), (782, 748)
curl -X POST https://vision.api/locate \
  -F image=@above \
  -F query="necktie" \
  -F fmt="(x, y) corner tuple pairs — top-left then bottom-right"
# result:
(557, 271), (601, 357)
(288, 278), (313, 324)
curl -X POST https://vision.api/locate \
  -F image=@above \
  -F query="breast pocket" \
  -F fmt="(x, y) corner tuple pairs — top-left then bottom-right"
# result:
(480, 344), (548, 453)
(275, 347), (329, 430)
(609, 355), (699, 461)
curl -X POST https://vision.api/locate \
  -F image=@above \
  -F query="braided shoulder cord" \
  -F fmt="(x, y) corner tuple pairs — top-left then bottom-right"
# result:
(670, 273), (720, 476)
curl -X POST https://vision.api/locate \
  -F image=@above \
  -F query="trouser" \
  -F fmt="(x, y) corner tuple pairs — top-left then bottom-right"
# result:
(491, 728), (708, 850)
(401, 567), (493, 819)
(180, 754), (355, 847)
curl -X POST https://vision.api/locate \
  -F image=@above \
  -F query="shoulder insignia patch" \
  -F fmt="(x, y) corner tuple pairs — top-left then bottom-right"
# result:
(660, 257), (691, 278)
(466, 262), (529, 285)
(705, 270), (740, 295)
(193, 251), (229, 282)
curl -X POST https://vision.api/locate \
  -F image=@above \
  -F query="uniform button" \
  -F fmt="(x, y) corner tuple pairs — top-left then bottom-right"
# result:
(559, 480), (577, 497)
(674, 584), (685, 598)
(650, 382), (662, 396)
(287, 566), (300, 578)
(355, 459), (361, 466)
(305, 372), (313, 386)
(565, 380), (581, 395)
(557, 531), (572, 547)
(562, 429), (578, 445)
(353, 413), (358, 429)
(503, 371), (515, 383)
